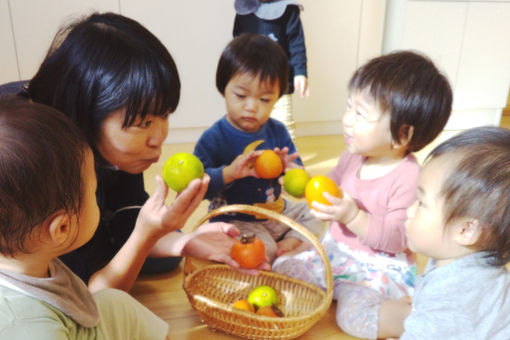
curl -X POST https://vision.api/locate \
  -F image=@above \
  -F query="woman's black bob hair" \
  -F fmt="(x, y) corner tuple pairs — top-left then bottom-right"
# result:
(27, 12), (180, 145)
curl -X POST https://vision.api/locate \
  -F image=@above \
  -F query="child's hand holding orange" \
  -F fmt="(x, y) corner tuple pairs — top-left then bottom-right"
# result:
(310, 190), (360, 226)
(223, 151), (261, 184)
(273, 146), (300, 170)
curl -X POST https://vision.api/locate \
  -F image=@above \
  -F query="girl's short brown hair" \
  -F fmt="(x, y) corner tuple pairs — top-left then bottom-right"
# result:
(349, 51), (452, 152)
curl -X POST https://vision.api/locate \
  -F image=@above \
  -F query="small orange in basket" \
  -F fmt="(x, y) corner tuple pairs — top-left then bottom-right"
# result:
(232, 299), (255, 313)
(305, 175), (342, 209)
(256, 305), (284, 317)
(254, 150), (283, 179)
(231, 233), (266, 269)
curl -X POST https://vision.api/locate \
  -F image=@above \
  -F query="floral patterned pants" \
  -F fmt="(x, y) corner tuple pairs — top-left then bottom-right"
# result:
(273, 230), (416, 339)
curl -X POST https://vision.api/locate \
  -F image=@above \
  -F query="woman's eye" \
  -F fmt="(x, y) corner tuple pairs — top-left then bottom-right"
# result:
(417, 200), (425, 208)
(138, 120), (152, 128)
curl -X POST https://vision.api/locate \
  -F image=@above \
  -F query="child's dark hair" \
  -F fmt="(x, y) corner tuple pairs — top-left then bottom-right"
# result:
(26, 12), (180, 147)
(349, 51), (452, 152)
(216, 33), (289, 97)
(427, 126), (510, 266)
(0, 96), (89, 256)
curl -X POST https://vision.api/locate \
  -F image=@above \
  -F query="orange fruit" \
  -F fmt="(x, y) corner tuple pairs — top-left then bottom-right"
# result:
(305, 175), (342, 209)
(230, 233), (266, 269)
(247, 285), (278, 309)
(283, 168), (310, 198)
(256, 305), (284, 317)
(254, 150), (283, 179)
(232, 299), (255, 313)
(162, 152), (204, 192)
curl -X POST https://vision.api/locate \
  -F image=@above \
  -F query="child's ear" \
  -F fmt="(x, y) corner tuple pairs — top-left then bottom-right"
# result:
(454, 219), (482, 247)
(392, 125), (414, 150)
(44, 210), (72, 246)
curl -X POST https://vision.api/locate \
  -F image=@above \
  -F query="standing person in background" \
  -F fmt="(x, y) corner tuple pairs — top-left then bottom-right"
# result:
(234, 0), (309, 139)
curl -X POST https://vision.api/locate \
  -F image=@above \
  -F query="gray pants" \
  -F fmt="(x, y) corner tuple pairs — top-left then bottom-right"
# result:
(230, 200), (325, 262)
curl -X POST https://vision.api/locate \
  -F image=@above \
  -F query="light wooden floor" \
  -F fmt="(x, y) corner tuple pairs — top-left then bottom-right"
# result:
(133, 116), (510, 340)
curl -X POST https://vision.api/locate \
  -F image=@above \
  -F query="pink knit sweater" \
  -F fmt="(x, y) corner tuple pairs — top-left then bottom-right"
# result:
(328, 152), (420, 255)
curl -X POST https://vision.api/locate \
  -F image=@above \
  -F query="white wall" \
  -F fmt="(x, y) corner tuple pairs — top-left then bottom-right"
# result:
(0, 0), (385, 143)
(384, 0), (510, 130)
(1, 0), (509, 144)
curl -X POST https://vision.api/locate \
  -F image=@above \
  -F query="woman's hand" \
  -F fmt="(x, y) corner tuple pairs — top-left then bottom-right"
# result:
(183, 222), (271, 274)
(136, 174), (209, 239)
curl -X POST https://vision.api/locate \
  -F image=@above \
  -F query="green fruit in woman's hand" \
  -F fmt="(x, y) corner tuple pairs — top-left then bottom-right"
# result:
(162, 152), (204, 192)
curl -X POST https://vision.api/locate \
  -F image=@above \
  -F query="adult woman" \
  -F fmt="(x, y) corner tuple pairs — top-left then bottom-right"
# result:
(1, 12), (263, 292)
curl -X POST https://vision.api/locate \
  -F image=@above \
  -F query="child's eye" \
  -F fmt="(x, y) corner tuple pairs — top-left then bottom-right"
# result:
(417, 200), (425, 208)
(260, 98), (271, 103)
(235, 93), (246, 99)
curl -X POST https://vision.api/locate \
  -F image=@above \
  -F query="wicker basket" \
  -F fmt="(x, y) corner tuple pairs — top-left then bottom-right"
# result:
(183, 204), (333, 340)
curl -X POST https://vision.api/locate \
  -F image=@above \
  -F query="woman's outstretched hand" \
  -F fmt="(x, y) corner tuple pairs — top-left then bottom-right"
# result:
(136, 174), (209, 238)
(183, 222), (271, 274)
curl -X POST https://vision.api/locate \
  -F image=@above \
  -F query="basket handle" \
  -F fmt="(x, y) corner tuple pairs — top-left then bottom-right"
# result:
(186, 204), (333, 298)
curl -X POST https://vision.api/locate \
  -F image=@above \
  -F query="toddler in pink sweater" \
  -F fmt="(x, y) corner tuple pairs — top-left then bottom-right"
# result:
(273, 51), (453, 339)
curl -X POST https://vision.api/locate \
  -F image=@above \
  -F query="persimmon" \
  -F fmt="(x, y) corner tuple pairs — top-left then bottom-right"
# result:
(230, 233), (266, 269)
(305, 175), (342, 209)
(256, 305), (284, 317)
(254, 150), (283, 179)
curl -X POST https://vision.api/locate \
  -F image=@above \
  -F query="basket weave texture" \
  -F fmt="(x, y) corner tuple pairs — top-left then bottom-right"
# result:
(183, 204), (333, 340)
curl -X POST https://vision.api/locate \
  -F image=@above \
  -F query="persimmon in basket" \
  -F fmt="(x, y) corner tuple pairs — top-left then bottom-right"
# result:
(230, 233), (266, 269)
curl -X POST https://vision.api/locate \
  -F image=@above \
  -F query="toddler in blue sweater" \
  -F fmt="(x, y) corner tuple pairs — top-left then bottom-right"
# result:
(194, 34), (323, 262)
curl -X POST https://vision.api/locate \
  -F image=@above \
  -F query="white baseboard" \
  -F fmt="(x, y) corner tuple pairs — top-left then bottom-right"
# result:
(163, 108), (503, 145)
(164, 120), (344, 145)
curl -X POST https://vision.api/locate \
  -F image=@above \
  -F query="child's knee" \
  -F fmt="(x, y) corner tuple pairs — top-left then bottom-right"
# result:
(335, 285), (383, 339)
